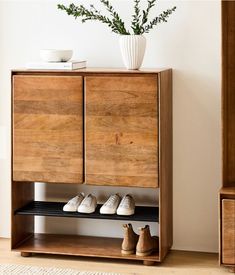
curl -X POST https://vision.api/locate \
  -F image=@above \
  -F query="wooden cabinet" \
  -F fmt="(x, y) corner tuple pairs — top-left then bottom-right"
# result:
(85, 76), (158, 188)
(11, 68), (172, 265)
(222, 199), (235, 265)
(13, 76), (83, 184)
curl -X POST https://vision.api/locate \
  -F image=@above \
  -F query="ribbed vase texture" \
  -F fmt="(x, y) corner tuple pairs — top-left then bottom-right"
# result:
(119, 35), (146, 70)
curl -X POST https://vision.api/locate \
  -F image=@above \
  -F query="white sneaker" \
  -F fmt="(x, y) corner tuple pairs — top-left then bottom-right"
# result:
(77, 194), (97, 214)
(63, 193), (84, 212)
(100, 194), (121, 215)
(116, 194), (135, 216)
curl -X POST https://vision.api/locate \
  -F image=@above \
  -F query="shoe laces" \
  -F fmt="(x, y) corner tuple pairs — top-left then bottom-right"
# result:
(104, 194), (120, 207)
(82, 194), (93, 206)
(120, 195), (134, 209)
(68, 196), (79, 205)
(68, 193), (84, 205)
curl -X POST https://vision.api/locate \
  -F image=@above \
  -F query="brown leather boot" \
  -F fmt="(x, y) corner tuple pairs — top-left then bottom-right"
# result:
(136, 225), (159, 256)
(121, 223), (139, 255)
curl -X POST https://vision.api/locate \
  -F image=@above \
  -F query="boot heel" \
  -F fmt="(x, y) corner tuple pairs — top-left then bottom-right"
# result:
(136, 249), (153, 257)
(121, 249), (135, 255)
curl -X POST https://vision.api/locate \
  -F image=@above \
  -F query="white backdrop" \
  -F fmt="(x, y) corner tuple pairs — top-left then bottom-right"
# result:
(0, 0), (221, 252)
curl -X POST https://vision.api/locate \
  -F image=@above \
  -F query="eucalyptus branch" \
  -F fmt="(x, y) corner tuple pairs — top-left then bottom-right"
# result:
(58, 1), (176, 35)
(57, 3), (128, 34)
(144, 7), (176, 33)
(100, 0), (129, 34)
(131, 0), (142, 35)
(141, 0), (156, 27)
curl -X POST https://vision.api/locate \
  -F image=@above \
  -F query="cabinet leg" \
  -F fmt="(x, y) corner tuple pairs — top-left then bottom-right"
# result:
(143, 260), (155, 266)
(228, 267), (235, 273)
(21, 252), (32, 257)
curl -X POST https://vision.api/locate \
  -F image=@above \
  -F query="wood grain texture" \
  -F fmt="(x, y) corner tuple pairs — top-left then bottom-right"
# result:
(222, 199), (235, 265)
(12, 67), (170, 75)
(220, 2), (235, 268)
(222, 1), (235, 186)
(11, 181), (34, 249)
(85, 76), (159, 188)
(13, 233), (159, 262)
(0, 239), (227, 274)
(220, 187), (235, 196)
(13, 76), (83, 184)
(158, 70), (173, 262)
(11, 69), (172, 264)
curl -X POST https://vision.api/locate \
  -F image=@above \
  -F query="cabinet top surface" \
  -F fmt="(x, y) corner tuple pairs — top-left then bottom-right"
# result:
(12, 67), (171, 75)
(220, 186), (235, 195)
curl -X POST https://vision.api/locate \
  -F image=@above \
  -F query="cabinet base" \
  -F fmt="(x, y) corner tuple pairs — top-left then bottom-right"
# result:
(21, 252), (32, 257)
(14, 233), (161, 264)
(143, 260), (155, 266)
(227, 266), (235, 273)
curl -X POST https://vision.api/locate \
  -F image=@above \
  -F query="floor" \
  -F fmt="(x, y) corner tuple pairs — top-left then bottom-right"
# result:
(0, 238), (231, 275)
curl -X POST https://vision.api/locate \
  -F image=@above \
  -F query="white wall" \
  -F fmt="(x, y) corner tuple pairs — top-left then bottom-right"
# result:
(0, 0), (221, 252)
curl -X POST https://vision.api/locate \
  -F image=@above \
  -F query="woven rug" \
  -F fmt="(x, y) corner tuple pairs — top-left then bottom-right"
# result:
(0, 264), (122, 275)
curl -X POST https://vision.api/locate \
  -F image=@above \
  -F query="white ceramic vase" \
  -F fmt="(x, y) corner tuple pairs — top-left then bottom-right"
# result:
(119, 35), (146, 70)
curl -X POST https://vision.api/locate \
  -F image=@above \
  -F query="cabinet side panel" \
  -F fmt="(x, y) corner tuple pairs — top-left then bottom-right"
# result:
(85, 76), (159, 188)
(222, 199), (235, 265)
(222, 1), (235, 186)
(13, 75), (83, 184)
(158, 70), (173, 261)
(11, 181), (34, 249)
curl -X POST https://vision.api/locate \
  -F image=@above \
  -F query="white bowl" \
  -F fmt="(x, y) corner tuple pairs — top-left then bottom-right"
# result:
(40, 49), (73, 62)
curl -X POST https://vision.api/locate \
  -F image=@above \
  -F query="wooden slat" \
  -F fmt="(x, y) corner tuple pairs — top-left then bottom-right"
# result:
(14, 114), (82, 131)
(11, 181), (34, 249)
(14, 130), (81, 143)
(14, 100), (82, 115)
(85, 76), (158, 188)
(86, 116), (157, 133)
(12, 67), (169, 74)
(158, 70), (173, 262)
(14, 76), (82, 101)
(13, 171), (81, 185)
(13, 76), (83, 184)
(14, 157), (82, 173)
(220, 187), (235, 196)
(85, 174), (157, 188)
(13, 233), (160, 262)
(14, 142), (82, 158)
(222, 1), (235, 186)
(222, 199), (235, 265)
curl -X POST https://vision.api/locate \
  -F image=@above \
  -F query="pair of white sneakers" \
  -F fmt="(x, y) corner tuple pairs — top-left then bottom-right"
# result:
(63, 193), (135, 216)
(100, 194), (135, 216)
(63, 193), (97, 214)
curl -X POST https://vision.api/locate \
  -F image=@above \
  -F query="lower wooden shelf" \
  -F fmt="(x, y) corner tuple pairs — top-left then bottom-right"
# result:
(13, 233), (159, 262)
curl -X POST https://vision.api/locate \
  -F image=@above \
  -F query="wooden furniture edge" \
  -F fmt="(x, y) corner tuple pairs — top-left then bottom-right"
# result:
(11, 181), (35, 249)
(222, 0), (235, 186)
(11, 67), (171, 74)
(219, 190), (235, 266)
(219, 187), (235, 196)
(222, 0), (228, 185)
(158, 69), (173, 261)
(12, 233), (160, 264)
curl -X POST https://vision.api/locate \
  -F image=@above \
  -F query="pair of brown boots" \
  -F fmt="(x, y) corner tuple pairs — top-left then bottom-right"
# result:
(121, 224), (159, 256)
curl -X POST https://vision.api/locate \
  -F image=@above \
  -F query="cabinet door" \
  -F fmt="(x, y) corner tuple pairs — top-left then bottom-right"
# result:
(222, 199), (235, 265)
(85, 76), (158, 188)
(13, 75), (83, 184)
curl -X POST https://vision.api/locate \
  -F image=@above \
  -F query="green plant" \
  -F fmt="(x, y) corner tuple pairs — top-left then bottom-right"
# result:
(58, 0), (176, 35)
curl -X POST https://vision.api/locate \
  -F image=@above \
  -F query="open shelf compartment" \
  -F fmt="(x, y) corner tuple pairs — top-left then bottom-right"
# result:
(15, 201), (159, 222)
(13, 233), (160, 262)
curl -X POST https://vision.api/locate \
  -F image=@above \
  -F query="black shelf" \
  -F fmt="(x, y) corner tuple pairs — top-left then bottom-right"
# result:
(15, 201), (158, 222)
